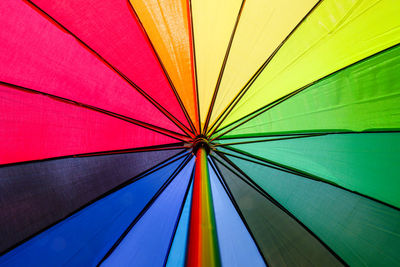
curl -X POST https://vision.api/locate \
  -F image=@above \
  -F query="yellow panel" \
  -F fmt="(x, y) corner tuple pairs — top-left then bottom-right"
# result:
(220, 0), (400, 129)
(208, 0), (318, 128)
(191, 0), (243, 130)
(130, 0), (198, 130)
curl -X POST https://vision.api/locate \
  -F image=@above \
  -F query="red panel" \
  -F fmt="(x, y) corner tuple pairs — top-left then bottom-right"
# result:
(28, 0), (191, 131)
(0, 84), (176, 164)
(0, 0), (182, 134)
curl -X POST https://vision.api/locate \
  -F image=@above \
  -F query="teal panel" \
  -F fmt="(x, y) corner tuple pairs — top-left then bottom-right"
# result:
(225, 133), (400, 207)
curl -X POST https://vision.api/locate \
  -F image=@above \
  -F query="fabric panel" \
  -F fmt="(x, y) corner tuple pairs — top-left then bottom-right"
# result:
(0, 149), (183, 253)
(209, 160), (265, 267)
(223, 0), (400, 128)
(209, 0), (318, 127)
(0, 0), (181, 133)
(225, 133), (400, 207)
(191, 0), (242, 128)
(0, 85), (176, 164)
(227, 154), (400, 266)
(101, 158), (194, 266)
(30, 0), (189, 127)
(213, 155), (342, 266)
(223, 44), (400, 137)
(130, 0), (197, 127)
(165, 181), (193, 267)
(0, 156), (185, 266)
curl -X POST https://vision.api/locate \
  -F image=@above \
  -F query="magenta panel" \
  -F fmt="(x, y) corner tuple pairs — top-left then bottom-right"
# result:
(0, 0), (182, 133)
(0, 84), (176, 164)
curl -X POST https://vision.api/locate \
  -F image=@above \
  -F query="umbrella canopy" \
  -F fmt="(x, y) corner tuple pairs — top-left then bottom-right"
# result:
(1, 0), (399, 266)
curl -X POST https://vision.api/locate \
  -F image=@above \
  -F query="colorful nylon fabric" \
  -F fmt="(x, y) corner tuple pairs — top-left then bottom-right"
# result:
(1, 0), (399, 266)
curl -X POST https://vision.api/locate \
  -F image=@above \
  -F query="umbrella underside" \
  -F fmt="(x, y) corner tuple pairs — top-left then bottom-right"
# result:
(1, 0), (399, 266)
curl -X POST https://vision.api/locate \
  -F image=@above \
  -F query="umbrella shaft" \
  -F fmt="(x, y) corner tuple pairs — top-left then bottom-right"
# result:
(186, 147), (221, 267)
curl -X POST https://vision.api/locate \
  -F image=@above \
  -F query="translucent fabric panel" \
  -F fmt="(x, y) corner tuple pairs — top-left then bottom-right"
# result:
(209, 161), (265, 267)
(224, 133), (400, 207)
(101, 159), (194, 266)
(222, 45), (400, 137)
(223, 0), (400, 128)
(30, 0), (189, 128)
(226, 155), (400, 266)
(130, 0), (197, 128)
(0, 0), (180, 133)
(0, 85), (176, 164)
(0, 156), (185, 266)
(165, 181), (193, 267)
(191, 0), (242, 128)
(209, 0), (318, 127)
(0, 149), (182, 253)
(212, 155), (342, 266)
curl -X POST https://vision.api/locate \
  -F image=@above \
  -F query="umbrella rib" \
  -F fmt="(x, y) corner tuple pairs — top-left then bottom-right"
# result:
(0, 142), (188, 168)
(125, 0), (197, 135)
(213, 132), (323, 140)
(208, 157), (269, 267)
(214, 130), (400, 146)
(0, 81), (191, 142)
(211, 152), (349, 266)
(187, 0), (202, 134)
(206, 0), (323, 136)
(0, 151), (189, 256)
(202, 0), (246, 134)
(218, 146), (400, 212)
(213, 133), (327, 146)
(98, 154), (194, 265)
(210, 87), (304, 141)
(162, 167), (195, 267)
(210, 42), (400, 140)
(24, 0), (194, 138)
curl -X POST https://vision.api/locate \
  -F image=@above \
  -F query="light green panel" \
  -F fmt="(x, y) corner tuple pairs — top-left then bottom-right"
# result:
(224, 154), (400, 266)
(222, 44), (400, 138)
(221, 0), (400, 128)
(225, 133), (400, 208)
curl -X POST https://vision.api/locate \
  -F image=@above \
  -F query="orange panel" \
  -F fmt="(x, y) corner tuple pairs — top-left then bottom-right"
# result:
(130, 0), (198, 133)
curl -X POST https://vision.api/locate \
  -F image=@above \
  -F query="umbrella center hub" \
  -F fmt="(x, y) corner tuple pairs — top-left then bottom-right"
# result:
(192, 135), (211, 155)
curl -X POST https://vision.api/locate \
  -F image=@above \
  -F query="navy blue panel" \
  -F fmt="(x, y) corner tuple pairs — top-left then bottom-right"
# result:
(0, 155), (186, 266)
(0, 149), (183, 253)
(101, 158), (194, 267)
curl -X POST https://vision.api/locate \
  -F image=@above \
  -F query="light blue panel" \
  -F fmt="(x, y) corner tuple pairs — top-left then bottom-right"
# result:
(0, 156), (186, 267)
(101, 159), (194, 267)
(165, 180), (193, 267)
(208, 159), (266, 267)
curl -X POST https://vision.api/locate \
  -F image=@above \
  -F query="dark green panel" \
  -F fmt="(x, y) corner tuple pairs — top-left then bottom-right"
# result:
(212, 155), (343, 267)
(224, 153), (400, 266)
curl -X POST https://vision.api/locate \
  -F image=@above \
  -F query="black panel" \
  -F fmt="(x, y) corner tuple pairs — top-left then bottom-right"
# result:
(212, 155), (343, 267)
(0, 149), (183, 253)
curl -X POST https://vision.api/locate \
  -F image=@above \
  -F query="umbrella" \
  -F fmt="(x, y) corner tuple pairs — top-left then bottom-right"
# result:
(1, 0), (399, 266)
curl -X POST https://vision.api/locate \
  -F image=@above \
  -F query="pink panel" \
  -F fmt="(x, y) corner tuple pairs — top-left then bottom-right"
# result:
(0, 85), (176, 164)
(0, 0), (182, 134)
(28, 0), (190, 130)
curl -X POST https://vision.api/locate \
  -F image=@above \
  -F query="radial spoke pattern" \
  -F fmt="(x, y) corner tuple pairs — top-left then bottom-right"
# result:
(0, 0), (399, 266)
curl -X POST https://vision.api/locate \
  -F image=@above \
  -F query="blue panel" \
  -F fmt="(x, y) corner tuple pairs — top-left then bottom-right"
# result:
(165, 180), (193, 267)
(208, 159), (266, 267)
(0, 156), (186, 267)
(101, 158), (194, 267)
